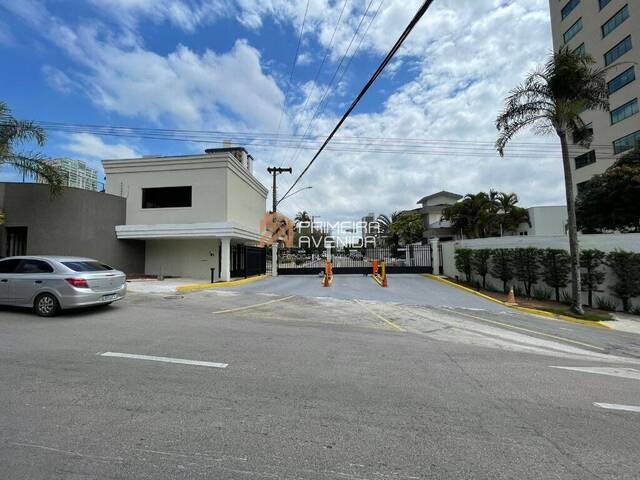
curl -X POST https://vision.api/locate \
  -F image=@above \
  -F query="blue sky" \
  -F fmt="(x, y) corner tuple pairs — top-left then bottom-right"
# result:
(0, 0), (561, 221)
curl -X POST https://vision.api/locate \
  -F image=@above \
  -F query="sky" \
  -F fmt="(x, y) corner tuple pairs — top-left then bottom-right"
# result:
(0, 0), (563, 223)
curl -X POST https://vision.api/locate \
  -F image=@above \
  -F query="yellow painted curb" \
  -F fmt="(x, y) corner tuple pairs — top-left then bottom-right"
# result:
(177, 274), (268, 293)
(422, 274), (611, 330)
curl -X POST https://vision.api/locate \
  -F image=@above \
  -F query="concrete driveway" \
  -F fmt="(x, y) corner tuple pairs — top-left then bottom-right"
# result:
(235, 274), (509, 312)
(2, 274), (640, 479)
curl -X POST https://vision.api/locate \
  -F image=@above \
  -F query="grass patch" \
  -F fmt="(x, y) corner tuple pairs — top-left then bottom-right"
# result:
(535, 307), (613, 322)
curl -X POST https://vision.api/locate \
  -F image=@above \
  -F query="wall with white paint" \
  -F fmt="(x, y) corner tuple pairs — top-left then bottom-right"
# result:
(440, 234), (640, 311)
(145, 238), (220, 280)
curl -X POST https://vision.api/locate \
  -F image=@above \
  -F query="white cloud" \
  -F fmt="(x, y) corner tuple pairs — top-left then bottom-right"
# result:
(88, 0), (231, 32)
(63, 133), (141, 160)
(42, 65), (76, 94)
(0, 19), (13, 45)
(3, 0), (568, 222)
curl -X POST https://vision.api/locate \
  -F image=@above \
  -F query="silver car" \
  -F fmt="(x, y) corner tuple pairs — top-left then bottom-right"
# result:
(0, 256), (126, 317)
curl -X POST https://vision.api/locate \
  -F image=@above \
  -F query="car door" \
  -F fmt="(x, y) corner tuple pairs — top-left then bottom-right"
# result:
(12, 259), (55, 305)
(0, 259), (22, 304)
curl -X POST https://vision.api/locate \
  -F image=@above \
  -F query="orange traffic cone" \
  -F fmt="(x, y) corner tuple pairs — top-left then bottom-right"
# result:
(506, 286), (517, 306)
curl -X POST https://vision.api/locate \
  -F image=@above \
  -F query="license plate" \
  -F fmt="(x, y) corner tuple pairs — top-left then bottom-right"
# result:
(102, 294), (118, 301)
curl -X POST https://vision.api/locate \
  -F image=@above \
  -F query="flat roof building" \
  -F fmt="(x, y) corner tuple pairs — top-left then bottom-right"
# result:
(548, 0), (640, 195)
(38, 158), (98, 191)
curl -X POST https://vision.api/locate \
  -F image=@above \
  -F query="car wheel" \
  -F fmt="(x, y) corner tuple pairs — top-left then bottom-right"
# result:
(34, 293), (60, 317)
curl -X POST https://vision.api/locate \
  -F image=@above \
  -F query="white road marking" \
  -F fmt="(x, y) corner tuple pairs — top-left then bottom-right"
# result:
(213, 295), (294, 314)
(98, 352), (227, 369)
(594, 403), (640, 413)
(550, 366), (640, 381)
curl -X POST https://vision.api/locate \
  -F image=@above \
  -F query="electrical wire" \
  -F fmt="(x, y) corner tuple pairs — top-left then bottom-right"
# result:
(274, 0), (311, 138)
(277, 0), (349, 168)
(283, 0), (377, 169)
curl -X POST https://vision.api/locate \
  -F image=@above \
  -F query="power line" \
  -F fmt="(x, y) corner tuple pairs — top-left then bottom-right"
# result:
(19, 120), (622, 149)
(280, 0), (446, 200)
(27, 123), (623, 160)
(277, 0), (349, 168)
(283, 0), (377, 170)
(274, 0), (311, 138)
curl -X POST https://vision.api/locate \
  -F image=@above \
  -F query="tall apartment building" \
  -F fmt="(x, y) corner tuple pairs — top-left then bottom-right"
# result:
(549, 0), (639, 195)
(39, 158), (98, 191)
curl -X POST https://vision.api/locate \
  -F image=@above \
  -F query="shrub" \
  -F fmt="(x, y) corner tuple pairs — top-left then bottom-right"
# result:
(485, 281), (499, 293)
(471, 249), (492, 289)
(595, 295), (618, 312)
(560, 290), (573, 305)
(513, 247), (540, 298)
(580, 249), (606, 308)
(454, 248), (473, 283)
(540, 249), (571, 302)
(607, 250), (640, 312)
(490, 248), (515, 293)
(532, 286), (553, 301)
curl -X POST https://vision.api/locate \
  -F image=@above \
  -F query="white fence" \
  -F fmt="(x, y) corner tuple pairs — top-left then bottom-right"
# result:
(440, 234), (640, 311)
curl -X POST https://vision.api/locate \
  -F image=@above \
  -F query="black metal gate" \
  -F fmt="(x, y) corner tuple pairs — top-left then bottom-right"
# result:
(231, 245), (267, 278)
(275, 245), (433, 275)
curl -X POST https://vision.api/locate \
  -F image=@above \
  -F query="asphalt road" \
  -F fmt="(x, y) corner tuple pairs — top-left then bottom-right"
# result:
(1, 275), (639, 479)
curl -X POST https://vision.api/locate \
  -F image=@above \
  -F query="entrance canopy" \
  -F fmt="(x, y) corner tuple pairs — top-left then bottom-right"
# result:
(115, 222), (261, 242)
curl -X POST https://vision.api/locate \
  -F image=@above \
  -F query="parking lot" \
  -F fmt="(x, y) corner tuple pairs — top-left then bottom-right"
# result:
(1, 274), (640, 479)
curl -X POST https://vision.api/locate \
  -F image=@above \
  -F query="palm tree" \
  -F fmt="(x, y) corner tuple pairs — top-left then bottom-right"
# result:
(376, 212), (402, 250)
(496, 47), (612, 315)
(1, 101), (63, 193)
(294, 211), (312, 226)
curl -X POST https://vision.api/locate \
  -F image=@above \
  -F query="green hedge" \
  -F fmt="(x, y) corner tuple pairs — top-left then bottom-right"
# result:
(453, 247), (640, 311)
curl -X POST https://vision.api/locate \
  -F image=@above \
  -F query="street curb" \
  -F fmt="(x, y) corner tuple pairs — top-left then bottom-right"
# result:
(176, 275), (268, 293)
(422, 274), (611, 330)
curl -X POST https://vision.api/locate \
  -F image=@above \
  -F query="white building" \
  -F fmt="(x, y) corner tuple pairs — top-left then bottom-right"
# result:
(516, 206), (568, 236)
(103, 147), (268, 281)
(549, 0), (640, 195)
(416, 191), (463, 241)
(39, 158), (98, 191)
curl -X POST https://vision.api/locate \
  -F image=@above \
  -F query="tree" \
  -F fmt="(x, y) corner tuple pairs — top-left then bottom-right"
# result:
(454, 248), (473, 283)
(442, 192), (496, 238)
(496, 47), (611, 315)
(0, 101), (63, 194)
(471, 249), (491, 289)
(576, 147), (640, 232)
(580, 249), (606, 308)
(606, 250), (640, 312)
(490, 248), (515, 294)
(377, 212), (402, 251)
(389, 212), (424, 246)
(442, 190), (529, 238)
(540, 249), (571, 302)
(513, 248), (540, 298)
(294, 211), (312, 225)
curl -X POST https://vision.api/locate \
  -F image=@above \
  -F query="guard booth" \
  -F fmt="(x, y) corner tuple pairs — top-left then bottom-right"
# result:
(230, 245), (267, 278)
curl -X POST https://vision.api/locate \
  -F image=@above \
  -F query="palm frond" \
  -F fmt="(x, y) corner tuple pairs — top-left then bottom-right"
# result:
(0, 153), (64, 195)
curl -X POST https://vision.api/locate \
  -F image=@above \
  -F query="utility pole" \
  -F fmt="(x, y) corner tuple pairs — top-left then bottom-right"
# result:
(267, 167), (291, 278)
(267, 167), (292, 212)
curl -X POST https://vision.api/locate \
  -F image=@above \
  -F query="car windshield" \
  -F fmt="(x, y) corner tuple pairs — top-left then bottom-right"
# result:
(62, 261), (114, 272)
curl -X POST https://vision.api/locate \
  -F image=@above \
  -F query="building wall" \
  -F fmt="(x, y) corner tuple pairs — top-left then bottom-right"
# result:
(0, 183), (144, 273)
(226, 167), (268, 231)
(529, 206), (568, 235)
(549, 0), (640, 193)
(441, 233), (640, 310)
(145, 238), (220, 280)
(103, 152), (267, 229)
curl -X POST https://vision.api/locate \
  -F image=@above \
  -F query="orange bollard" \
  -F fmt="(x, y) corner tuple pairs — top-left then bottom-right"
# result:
(372, 259), (379, 276)
(381, 261), (388, 287)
